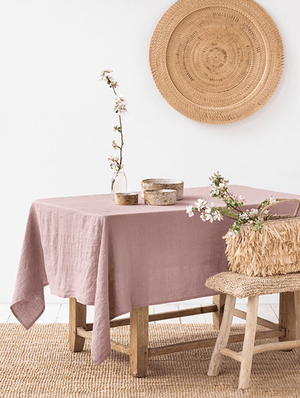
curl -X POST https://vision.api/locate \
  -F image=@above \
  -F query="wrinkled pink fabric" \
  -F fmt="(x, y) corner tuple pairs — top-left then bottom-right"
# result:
(11, 186), (300, 365)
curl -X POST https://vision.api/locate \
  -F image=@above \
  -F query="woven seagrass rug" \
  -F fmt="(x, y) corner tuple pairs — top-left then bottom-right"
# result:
(0, 323), (300, 397)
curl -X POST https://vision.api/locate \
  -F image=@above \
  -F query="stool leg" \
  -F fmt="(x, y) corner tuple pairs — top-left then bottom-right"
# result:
(294, 291), (300, 360)
(212, 293), (226, 330)
(279, 292), (296, 344)
(238, 295), (259, 389)
(208, 294), (236, 376)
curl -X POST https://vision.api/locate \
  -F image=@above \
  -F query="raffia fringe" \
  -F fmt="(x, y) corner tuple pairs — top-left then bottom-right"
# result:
(224, 217), (300, 277)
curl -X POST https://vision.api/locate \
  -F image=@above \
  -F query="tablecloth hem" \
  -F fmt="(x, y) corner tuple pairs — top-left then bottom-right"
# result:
(10, 306), (45, 330)
(92, 347), (112, 366)
(10, 289), (46, 330)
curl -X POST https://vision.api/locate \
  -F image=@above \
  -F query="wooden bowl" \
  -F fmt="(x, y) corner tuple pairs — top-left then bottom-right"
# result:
(144, 189), (177, 206)
(141, 179), (184, 200)
(115, 193), (138, 205)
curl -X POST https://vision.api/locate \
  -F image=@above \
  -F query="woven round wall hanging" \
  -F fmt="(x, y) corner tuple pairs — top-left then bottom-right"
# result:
(149, 0), (284, 124)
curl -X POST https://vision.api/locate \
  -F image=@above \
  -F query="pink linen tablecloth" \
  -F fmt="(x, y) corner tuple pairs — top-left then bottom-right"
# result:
(11, 185), (300, 365)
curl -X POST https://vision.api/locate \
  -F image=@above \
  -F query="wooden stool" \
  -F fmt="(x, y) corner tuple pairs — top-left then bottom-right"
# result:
(205, 271), (300, 389)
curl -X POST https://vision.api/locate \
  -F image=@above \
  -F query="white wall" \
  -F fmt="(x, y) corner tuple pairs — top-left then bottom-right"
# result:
(1, 0), (300, 303)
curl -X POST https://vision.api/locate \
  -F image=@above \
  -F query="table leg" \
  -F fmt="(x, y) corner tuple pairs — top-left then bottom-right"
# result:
(69, 298), (87, 352)
(129, 306), (149, 377)
(212, 294), (226, 330)
(279, 291), (296, 343)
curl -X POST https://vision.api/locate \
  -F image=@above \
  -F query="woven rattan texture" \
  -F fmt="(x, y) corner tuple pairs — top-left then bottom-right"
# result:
(206, 271), (300, 298)
(149, 0), (284, 124)
(1, 324), (300, 397)
(224, 217), (300, 277)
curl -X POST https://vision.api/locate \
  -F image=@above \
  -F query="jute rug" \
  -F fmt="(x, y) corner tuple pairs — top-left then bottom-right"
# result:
(1, 323), (300, 397)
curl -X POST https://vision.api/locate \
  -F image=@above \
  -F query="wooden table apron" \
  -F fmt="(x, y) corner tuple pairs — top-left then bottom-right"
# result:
(11, 186), (300, 377)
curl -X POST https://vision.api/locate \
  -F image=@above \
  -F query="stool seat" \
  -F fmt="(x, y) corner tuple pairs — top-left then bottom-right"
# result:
(206, 271), (300, 298)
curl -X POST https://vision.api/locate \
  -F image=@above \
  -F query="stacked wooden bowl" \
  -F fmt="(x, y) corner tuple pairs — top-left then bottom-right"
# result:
(141, 179), (184, 205)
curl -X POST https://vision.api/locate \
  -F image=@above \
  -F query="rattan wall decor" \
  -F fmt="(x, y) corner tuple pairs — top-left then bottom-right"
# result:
(149, 0), (284, 124)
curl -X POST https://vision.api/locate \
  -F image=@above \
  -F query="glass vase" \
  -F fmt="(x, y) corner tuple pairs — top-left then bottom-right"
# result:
(111, 169), (128, 194)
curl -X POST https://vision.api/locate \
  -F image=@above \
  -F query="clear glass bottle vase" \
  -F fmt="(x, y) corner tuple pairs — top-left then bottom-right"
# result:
(111, 169), (128, 194)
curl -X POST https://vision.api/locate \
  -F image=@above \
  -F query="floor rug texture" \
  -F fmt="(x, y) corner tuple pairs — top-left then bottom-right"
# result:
(0, 323), (300, 397)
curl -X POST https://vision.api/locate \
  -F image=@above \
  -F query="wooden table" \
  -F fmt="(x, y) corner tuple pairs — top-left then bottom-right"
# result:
(12, 186), (300, 375)
(69, 292), (298, 377)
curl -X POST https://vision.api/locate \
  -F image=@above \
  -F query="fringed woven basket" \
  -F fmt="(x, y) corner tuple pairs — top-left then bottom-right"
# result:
(224, 199), (300, 277)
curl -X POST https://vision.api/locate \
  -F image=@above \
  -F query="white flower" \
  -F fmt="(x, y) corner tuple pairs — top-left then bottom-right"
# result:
(108, 155), (119, 164)
(195, 199), (207, 210)
(210, 182), (218, 189)
(97, 69), (112, 81)
(114, 96), (127, 114)
(210, 182), (222, 196)
(249, 208), (258, 216)
(204, 208), (214, 223)
(269, 196), (276, 204)
(240, 212), (249, 220)
(238, 195), (245, 203)
(98, 69), (119, 89)
(109, 79), (118, 89)
(264, 209), (269, 215)
(205, 206), (211, 214)
(210, 188), (219, 195)
(213, 210), (223, 221)
(112, 125), (119, 133)
(112, 140), (118, 150)
(186, 206), (194, 217)
(200, 213), (208, 222)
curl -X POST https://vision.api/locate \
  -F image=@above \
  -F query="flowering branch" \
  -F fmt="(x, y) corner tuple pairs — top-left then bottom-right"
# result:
(186, 172), (276, 236)
(98, 69), (127, 191)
